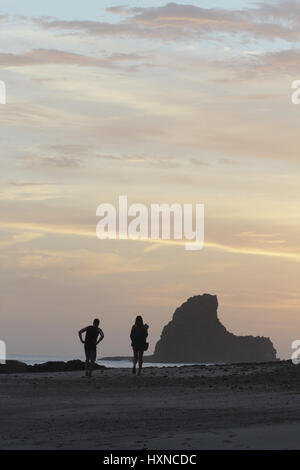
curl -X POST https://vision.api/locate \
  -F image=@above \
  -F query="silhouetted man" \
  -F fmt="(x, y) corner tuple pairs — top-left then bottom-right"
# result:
(78, 318), (104, 377)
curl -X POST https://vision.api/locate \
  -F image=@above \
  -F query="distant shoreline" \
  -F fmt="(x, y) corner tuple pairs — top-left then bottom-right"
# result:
(0, 358), (212, 374)
(101, 355), (153, 362)
(0, 357), (281, 375)
(101, 355), (279, 364)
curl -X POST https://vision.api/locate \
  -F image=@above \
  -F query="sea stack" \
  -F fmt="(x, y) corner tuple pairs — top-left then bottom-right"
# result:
(153, 294), (277, 363)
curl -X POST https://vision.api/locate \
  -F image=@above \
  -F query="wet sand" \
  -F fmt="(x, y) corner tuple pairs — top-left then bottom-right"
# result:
(0, 361), (300, 449)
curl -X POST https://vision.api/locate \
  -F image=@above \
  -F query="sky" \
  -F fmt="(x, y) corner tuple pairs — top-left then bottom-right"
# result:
(1, 0), (300, 360)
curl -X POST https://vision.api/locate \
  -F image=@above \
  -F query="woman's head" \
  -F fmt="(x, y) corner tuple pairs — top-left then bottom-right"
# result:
(135, 315), (143, 327)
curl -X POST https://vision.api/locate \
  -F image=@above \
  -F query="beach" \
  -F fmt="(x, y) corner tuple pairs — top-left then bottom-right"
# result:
(0, 360), (299, 450)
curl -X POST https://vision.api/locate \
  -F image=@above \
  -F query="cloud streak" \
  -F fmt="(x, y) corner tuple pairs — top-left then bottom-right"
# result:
(0, 48), (152, 70)
(2, 221), (300, 263)
(33, 1), (300, 43)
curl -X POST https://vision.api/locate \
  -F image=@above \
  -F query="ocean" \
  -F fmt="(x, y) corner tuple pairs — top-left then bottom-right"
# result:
(6, 354), (206, 369)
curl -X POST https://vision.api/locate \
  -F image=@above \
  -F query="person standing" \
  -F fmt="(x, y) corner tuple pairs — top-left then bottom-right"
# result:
(130, 316), (149, 376)
(78, 318), (104, 377)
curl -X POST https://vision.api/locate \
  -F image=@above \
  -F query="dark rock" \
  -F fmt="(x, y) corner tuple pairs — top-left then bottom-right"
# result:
(0, 360), (28, 373)
(0, 359), (106, 374)
(28, 360), (99, 373)
(153, 294), (277, 363)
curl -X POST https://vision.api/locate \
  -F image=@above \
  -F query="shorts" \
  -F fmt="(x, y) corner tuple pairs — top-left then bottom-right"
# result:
(132, 343), (146, 352)
(84, 346), (97, 362)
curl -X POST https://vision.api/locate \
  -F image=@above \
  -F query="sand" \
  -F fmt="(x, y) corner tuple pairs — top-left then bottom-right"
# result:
(0, 361), (300, 450)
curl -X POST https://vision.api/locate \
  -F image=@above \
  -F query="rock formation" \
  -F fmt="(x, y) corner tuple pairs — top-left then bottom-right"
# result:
(0, 360), (106, 374)
(153, 294), (277, 363)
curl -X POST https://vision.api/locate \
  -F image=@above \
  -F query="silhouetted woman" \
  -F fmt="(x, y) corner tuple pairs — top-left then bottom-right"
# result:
(130, 316), (149, 376)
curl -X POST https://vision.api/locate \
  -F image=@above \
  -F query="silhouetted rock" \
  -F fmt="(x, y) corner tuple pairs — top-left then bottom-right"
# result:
(28, 360), (105, 373)
(153, 294), (277, 363)
(0, 360), (106, 374)
(0, 360), (28, 373)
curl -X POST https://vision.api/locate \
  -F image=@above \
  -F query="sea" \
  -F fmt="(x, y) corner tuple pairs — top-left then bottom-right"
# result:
(6, 354), (208, 368)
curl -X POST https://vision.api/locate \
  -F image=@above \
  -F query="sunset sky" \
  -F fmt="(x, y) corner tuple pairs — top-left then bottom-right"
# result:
(1, 0), (300, 360)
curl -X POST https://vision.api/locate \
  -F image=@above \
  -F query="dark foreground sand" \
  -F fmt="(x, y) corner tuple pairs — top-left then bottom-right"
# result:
(1, 361), (300, 450)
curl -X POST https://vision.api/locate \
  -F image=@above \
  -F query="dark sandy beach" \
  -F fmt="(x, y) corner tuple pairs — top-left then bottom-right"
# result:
(0, 361), (300, 450)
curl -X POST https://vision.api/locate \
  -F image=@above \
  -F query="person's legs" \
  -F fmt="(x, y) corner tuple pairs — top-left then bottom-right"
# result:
(138, 351), (144, 375)
(84, 347), (89, 377)
(88, 360), (95, 377)
(88, 349), (97, 377)
(133, 350), (138, 373)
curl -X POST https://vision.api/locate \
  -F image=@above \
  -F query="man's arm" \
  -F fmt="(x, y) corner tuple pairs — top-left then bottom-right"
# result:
(96, 328), (104, 345)
(78, 327), (87, 344)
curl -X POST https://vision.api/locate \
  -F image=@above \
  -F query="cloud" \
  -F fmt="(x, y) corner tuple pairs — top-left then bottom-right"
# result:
(0, 102), (92, 130)
(0, 232), (43, 248)
(207, 48), (300, 81)
(23, 145), (93, 169)
(190, 157), (237, 167)
(0, 48), (152, 70)
(189, 158), (211, 167)
(33, 1), (300, 43)
(27, 155), (84, 169)
(234, 231), (286, 245)
(1, 220), (300, 264)
(119, 1), (300, 42)
(243, 49), (300, 77)
(34, 17), (142, 38)
(9, 181), (62, 187)
(235, 231), (282, 239)
(218, 158), (238, 166)
(0, 181), (64, 201)
(23, 145), (181, 170)
(106, 6), (131, 16)
(18, 249), (161, 276)
(96, 153), (180, 168)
